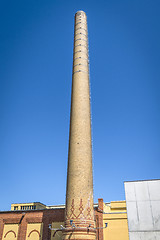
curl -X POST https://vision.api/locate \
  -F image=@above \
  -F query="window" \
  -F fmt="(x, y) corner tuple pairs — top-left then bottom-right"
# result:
(14, 206), (18, 211)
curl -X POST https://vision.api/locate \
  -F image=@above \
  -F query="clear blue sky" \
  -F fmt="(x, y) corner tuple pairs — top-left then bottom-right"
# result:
(0, 0), (160, 211)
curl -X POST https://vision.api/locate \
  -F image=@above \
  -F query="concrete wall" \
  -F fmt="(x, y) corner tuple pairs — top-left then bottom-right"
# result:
(124, 180), (160, 240)
(51, 222), (64, 240)
(2, 224), (19, 240)
(103, 201), (129, 240)
(11, 202), (46, 211)
(26, 223), (43, 240)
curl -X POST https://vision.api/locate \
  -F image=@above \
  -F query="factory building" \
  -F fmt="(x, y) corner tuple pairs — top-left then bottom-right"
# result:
(1, 180), (159, 239)
(0, 199), (129, 240)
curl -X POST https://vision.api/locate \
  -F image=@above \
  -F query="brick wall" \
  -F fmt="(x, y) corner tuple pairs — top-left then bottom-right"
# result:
(95, 199), (104, 240)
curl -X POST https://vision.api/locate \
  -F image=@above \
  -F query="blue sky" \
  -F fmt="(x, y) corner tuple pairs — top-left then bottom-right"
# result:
(0, 0), (160, 211)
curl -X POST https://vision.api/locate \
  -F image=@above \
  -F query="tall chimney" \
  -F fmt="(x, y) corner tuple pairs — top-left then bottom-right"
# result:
(63, 11), (96, 240)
